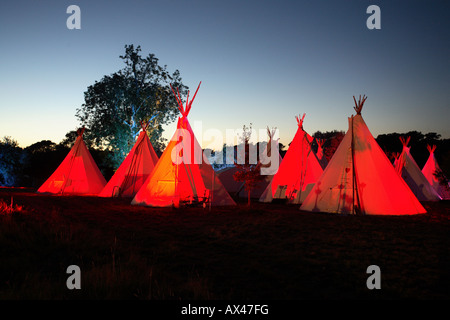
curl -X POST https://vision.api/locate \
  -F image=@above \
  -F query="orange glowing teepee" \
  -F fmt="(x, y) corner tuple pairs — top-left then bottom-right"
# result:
(131, 82), (236, 207)
(259, 114), (323, 204)
(422, 145), (450, 200)
(394, 136), (441, 201)
(300, 95), (426, 215)
(37, 128), (107, 195)
(99, 121), (159, 198)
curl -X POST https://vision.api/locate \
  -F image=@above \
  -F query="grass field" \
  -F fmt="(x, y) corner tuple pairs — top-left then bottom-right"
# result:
(1, 188), (449, 300)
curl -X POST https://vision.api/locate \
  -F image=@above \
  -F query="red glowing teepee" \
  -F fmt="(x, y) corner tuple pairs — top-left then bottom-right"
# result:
(131, 82), (236, 207)
(37, 128), (106, 195)
(300, 96), (426, 215)
(99, 121), (159, 198)
(259, 114), (323, 204)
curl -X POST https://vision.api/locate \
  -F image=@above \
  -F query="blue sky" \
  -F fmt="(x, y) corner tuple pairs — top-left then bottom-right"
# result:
(1, 0), (449, 150)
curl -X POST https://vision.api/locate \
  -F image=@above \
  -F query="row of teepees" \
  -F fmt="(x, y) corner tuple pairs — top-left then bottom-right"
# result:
(299, 96), (426, 215)
(259, 95), (447, 215)
(394, 136), (441, 201)
(38, 82), (236, 208)
(37, 86), (448, 214)
(131, 82), (235, 207)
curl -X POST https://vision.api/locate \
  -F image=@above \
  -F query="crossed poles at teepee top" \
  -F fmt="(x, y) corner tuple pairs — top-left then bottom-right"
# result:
(170, 81), (202, 118)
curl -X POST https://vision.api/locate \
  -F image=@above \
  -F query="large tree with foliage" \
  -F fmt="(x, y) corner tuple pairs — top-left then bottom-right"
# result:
(76, 44), (188, 167)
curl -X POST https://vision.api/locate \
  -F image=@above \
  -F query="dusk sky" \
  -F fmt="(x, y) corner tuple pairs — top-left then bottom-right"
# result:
(1, 0), (449, 150)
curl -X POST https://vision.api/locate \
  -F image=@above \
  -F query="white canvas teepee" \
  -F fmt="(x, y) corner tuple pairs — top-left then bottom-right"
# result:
(394, 137), (441, 201)
(300, 96), (426, 215)
(422, 145), (450, 200)
(259, 114), (323, 204)
(131, 82), (236, 207)
(37, 128), (107, 195)
(99, 121), (159, 198)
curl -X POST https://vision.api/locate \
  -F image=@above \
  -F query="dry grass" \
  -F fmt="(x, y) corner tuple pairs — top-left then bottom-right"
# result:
(0, 189), (449, 300)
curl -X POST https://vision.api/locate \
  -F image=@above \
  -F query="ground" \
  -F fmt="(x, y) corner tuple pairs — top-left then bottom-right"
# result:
(1, 188), (449, 301)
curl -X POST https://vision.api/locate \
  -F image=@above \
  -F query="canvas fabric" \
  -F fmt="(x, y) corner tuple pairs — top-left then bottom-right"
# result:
(422, 148), (450, 200)
(99, 129), (159, 197)
(395, 144), (441, 201)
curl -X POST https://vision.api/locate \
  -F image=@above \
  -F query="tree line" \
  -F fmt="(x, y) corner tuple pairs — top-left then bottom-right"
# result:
(1, 130), (448, 189)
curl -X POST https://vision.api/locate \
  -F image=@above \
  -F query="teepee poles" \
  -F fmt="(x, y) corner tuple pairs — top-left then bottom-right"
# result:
(170, 81), (202, 206)
(60, 127), (84, 194)
(170, 82), (202, 116)
(351, 95), (366, 214)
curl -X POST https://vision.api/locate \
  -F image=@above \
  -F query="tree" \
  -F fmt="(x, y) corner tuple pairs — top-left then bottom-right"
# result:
(76, 44), (188, 168)
(59, 130), (83, 149)
(375, 131), (444, 168)
(433, 168), (450, 190)
(22, 140), (65, 188)
(233, 124), (265, 206)
(313, 130), (345, 162)
(25, 140), (57, 154)
(0, 136), (25, 186)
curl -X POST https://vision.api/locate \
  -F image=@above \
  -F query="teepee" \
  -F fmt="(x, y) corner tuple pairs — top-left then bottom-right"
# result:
(422, 145), (450, 200)
(132, 82), (236, 207)
(259, 114), (323, 204)
(37, 128), (107, 195)
(300, 96), (426, 215)
(99, 121), (159, 197)
(394, 137), (441, 201)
